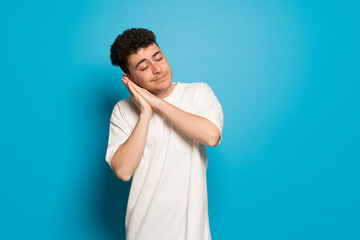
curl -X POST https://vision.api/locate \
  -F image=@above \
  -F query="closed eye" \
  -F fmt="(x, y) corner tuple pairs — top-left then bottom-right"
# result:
(153, 51), (163, 61)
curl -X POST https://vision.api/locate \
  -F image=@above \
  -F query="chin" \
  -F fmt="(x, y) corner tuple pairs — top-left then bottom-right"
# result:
(150, 79), (171, 93)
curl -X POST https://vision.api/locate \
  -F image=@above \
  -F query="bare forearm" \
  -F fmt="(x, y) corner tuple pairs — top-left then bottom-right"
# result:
(111, 112), (152, 181)
(123, 80), (221, 147)
(156, 100), (221, 147)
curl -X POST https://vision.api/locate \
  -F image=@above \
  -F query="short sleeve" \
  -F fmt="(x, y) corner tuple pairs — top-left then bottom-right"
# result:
(105, 103), (131, 169)
(195, 83), (224, 143)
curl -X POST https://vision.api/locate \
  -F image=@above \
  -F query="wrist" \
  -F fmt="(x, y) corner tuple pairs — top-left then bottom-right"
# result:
(153, 98), (165, 112)
(140, 109), (153, 119)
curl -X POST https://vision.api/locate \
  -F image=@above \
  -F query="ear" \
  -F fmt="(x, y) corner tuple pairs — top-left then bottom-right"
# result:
(123, 73), (132, 81)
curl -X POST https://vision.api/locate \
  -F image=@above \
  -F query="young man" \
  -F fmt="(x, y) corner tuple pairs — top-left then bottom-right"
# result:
(106, 28), (223, 240)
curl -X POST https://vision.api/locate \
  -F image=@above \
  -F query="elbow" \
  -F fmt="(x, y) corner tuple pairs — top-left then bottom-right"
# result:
(111, 162), (132, 182)
(115, 169), (132, 182)
(207, 136), (221, 147)
(206, 130), (221, 147)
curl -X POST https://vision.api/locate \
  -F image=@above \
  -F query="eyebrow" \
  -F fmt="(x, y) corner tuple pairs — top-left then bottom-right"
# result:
(135, 51), (162, 68)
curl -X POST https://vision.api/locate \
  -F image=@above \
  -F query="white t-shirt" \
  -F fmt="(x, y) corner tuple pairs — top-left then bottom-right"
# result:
(105, 82), (224, 240)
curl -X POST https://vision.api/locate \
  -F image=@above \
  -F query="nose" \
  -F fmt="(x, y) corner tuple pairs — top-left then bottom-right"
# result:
(152, 62), (162, 75)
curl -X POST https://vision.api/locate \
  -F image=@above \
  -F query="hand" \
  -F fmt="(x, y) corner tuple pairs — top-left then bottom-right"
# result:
(121, 75), (152, 115)
(126, 81), (161, 110)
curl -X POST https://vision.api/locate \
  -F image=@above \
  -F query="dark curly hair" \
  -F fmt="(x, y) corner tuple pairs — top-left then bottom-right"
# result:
(110, 28), (157, 74)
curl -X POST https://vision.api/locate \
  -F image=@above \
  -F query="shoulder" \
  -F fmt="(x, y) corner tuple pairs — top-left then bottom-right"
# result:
(177, 82), (213, 94)
(111, 98), (137, 119)
(178, 82), (210, 89)
(115, 97), (134, 109)
(185, 82), (216, 98)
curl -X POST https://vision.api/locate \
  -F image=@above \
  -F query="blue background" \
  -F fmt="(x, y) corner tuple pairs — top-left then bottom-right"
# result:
(1, 0), (359, 239)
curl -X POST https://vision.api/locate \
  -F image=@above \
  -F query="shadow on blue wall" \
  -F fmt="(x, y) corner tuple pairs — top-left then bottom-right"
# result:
(99, 169), (131, 240)
(85, 72), (130, 240)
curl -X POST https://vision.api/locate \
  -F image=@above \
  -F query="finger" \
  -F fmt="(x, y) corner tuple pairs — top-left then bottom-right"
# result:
(128, 81), (143, 94)
(121, 77), (133, 95)
(121, 76), (130, 87)
(124, 77), (135, 91)
(123, 76), (131, 84)
(121, 77), (127, 86)
(129, 83), (148, 102)
(127, 81), (140, 98)
(121, 78), (127, 88)
(128, 81), (152, 99)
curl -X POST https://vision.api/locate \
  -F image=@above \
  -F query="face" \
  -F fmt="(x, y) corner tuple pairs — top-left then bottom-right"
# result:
(125, 43), (173, 98)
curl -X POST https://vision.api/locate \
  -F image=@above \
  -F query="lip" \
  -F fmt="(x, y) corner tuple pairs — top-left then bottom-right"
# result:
(153, 73), (167, 82)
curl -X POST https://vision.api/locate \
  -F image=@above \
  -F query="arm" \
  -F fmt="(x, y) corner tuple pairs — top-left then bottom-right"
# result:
(156, 99), (221, 147)
(127, 80), (221, 147)
(110, 79), (153, 181)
